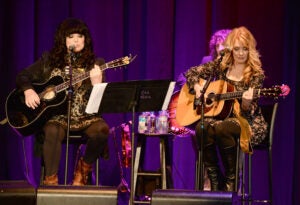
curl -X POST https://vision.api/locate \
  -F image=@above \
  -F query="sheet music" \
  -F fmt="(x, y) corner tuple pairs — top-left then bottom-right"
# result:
(161, 81), (175, 110)
(85, 83), (108, 114)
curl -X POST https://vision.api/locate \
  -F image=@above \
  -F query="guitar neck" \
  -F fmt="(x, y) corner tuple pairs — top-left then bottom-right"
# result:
(54, 63), (109, 93)
(216, 89), (260, 101)
(53, 55), (133, 93)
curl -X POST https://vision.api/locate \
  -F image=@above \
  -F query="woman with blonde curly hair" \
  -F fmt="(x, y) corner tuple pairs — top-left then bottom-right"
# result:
(221, 26), (264, 85)
(184, 26), (267, 191)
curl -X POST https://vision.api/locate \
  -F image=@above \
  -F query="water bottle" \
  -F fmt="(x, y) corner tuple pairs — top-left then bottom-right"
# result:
(156, 110), (169, 134)
(138, 112), (147, 133)
(146, 112), (156, 133)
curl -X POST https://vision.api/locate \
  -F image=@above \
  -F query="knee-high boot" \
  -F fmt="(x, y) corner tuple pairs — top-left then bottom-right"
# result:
(220, 146), (237, 192)
(204, 144), (220, 191)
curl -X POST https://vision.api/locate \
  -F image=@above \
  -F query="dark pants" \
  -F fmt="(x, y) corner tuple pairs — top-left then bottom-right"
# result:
(195, 119), (240, 191)
(42, 119), (109, 176)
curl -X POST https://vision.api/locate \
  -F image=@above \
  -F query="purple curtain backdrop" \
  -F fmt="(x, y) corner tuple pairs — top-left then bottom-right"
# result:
(0, 0), (298, 204)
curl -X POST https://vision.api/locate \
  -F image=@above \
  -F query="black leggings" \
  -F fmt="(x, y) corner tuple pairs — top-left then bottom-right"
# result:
(42, 120), (109, 176)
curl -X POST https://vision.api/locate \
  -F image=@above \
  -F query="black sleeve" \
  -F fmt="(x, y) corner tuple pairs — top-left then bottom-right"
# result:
(16, 52), (51, 91)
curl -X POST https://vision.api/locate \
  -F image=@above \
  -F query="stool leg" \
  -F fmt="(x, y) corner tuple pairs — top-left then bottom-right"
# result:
(195, 151), (200, 190)
(160, 137), (167, 189)
(249, 154), (252, 205)
(133, 142), (142, 198)
(96, 158), (99, 186)
(22, 138), (29, 180)
(235, 143), (240, 192)
(241, 153), (246, 205)
(268, 147), (273, 204)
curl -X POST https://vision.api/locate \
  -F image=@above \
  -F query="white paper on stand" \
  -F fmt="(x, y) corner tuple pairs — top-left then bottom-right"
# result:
(85, 83), (108, 114)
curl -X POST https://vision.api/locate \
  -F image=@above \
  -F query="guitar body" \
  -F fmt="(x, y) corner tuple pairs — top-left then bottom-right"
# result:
(168, 91), (186, 131)
(5, 76), (67, 136)
(176, 79), (234, 126)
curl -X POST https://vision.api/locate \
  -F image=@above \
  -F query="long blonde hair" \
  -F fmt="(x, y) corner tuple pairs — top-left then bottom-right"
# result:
(221, 26), (264, 85)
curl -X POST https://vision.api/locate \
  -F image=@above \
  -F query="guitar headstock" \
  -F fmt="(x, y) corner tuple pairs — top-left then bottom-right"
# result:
(279, 84), (290, 97)
(102, 54), (137, 71)
(260, 84), (290, 99)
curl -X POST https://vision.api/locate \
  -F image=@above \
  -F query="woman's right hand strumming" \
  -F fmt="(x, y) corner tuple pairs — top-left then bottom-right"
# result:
(24, 89), (40, 109)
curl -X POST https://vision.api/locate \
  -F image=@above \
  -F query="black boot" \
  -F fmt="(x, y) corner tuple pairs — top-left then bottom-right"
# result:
(220, 146), (237, 192)
(204, 144), (220, 191)
(206, 167), (220, 191)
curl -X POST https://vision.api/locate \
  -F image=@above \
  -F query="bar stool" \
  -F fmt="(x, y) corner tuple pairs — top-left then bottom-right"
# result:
(240, 102), (278, 204)
(132, 133), (172, 204)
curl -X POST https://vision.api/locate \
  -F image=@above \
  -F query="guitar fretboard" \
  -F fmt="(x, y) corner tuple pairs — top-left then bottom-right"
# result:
(53, 57), (129, 93)
(214, 88), (280, 101)
(214, 89), (261, 101)
(55, 71), (91, 93)
(217, 90), (246, 100)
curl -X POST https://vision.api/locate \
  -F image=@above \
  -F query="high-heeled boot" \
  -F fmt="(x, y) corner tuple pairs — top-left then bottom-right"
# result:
(72, 157), (93, 186)
(43, 174), (58, 185)
(220, 146), (237, 192)
(204, 144), (220, 191)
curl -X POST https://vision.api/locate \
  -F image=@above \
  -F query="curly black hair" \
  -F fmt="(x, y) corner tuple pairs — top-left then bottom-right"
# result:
(48, 18), (96, 70)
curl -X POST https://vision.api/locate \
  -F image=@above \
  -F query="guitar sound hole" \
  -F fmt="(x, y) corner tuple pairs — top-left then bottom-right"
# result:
(206, 98), (213, 106)
(42, 86), (56, 101)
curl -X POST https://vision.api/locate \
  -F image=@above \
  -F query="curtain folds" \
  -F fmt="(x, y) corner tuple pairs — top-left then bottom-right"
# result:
(0, 0), (298, 204)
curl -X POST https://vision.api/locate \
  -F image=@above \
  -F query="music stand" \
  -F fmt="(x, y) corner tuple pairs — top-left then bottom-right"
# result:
(88, 79), (175, 205)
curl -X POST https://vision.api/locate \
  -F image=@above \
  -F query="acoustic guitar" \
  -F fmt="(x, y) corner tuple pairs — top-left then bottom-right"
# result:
(175, 79), (290, 126)
(5, 55), (135, 136)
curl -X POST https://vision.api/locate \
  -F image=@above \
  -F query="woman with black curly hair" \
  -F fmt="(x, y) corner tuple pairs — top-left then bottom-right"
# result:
(16, 18), (109, 186)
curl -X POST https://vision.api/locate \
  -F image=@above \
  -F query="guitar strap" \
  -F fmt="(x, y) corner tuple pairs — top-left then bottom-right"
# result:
(233, 99), (253, 154)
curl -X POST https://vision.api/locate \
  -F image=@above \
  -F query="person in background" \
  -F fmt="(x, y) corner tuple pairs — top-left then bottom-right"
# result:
(184, 26), (267, 191)
(174, 29), (232, 92)
(16, 18), (109, 186)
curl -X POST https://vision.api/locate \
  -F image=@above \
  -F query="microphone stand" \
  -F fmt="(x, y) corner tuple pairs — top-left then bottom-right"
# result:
(110, 122), (131, 193)
(64, 50), (75, 185)
(194, 53), (224, 190)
